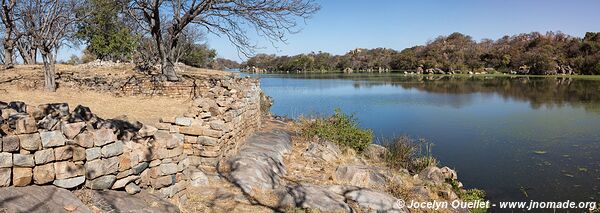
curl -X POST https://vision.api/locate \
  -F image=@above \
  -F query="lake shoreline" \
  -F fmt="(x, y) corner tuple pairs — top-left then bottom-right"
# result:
(254, 72), (600, 206)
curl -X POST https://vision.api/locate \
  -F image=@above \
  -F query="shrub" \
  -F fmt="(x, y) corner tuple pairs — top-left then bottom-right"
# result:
(382, 136), (437, 173)
(459, 189), (487, 213)
(301, 109), (373, 152)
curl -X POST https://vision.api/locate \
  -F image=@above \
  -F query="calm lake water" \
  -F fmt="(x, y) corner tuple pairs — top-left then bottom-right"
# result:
(241, 72), (600, 204)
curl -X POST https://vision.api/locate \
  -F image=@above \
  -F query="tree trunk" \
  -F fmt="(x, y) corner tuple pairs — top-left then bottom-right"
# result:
(17, 45), (36, 65)
(161, 55), (178, 81)
(41, 52), (56, 92)
(3, 40), (14, 68)
(31, 48), (37, 64)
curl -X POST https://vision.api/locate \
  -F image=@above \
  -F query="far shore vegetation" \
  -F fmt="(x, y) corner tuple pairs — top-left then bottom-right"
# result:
(242, 31), (600, 75)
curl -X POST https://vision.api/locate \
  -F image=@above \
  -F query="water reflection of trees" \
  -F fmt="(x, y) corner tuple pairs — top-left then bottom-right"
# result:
(349, 76), (600, 112)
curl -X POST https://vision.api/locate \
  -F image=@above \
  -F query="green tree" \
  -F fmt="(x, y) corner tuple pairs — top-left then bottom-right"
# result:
(179, 44), (217, 68)
(77, 0), (136, 61)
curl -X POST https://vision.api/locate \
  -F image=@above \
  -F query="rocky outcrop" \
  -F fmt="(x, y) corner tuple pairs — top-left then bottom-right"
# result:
(0, 185), (91, 213)
(223, 123), (408, 212)
(224, 127), (292, 194)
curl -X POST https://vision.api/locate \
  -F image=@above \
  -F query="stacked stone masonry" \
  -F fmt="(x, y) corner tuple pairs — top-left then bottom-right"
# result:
(0, 77), (262, 198)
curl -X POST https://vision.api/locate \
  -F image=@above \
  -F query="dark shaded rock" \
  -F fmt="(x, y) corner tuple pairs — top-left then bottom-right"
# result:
(8, 101), (27, 113)
(39, 103), (70, 118)
(70, 105), (94, 122)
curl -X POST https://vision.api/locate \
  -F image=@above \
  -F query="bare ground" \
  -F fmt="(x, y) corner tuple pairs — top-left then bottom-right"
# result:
(0, 64), (232, 124)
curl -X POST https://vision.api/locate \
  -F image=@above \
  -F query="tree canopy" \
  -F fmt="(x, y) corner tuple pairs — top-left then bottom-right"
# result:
(243, 31), (600, 75)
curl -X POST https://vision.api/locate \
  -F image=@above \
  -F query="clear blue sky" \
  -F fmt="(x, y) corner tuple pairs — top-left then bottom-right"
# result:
(59, 0), (600, 62)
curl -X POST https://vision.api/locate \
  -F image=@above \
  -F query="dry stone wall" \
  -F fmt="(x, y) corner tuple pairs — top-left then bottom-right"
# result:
(0, 77), (262, 198)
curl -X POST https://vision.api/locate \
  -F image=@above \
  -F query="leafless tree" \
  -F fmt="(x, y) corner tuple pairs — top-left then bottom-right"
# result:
(20, 0), (83, 91)
(127, 0), (319, 81)
(1, 0), (16, 68)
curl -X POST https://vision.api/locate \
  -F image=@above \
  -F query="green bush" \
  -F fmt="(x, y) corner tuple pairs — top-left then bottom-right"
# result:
(382, 136), (437, 173)
(459, 189), (487, 213)
(302, 109), (373, 152)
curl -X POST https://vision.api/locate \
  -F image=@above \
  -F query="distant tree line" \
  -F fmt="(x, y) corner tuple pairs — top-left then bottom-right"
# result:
(242, 32), (600, 75)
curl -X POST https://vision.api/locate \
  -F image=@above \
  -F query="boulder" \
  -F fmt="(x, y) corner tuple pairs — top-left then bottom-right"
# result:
(33, 164), (55, 184)
(302, 138), (341, 162)
(72, 146), (86, 161)
(151, 175), (175, 189)
(101, 140), (124, 157)
(440, 166), (458, 180)
(74, 131), (94, 148)
(40, 131), (66, 148)
(54, 161), (85, 179)
(159, 163), (178, 176)
(71, 105), (94, 121)
(9, 101), (27, 113)
(38, 115), (61, 131)
(197, 136), (217, 146)
(0, 168), (11, 187)
(54, 145), (75, 161)
(277, 184), (350, 212)
(61, 122), (86, 139)
(154, 131), (183, 149)
(53, 176), (85, 188)
(137, 125), (158, 137)
(0, 185), (92, 213)
(334, 165), (387, 188)
(118, 153), (132, 171)
(330, 185), (407, 213)
(87, 175), (116, 190)
(39, 103), (69, 117)
(174, 117), (193, 126)
(3, 135), (20, 152)
(34, 148), (55, 165)
(85, 159), (105, 179)
(112, 175), (140, 189)
(190, 171), (209, 187)
(364, 144), (387, 161)
(15, 116), (37, 134)
(125, 183), (141, 194)
(132, 162), (149, 175)
(86, 147), (101, 161)
(94, 128), (117, 147)
(0, 152), (13, 167)
(13, 154), (35, 167)
(13, 167), (33, 186)
(103, 156), (120, 175)
(419, 166), (446, 184)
